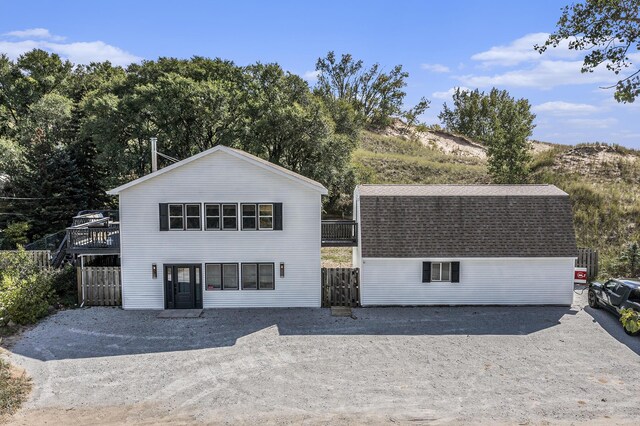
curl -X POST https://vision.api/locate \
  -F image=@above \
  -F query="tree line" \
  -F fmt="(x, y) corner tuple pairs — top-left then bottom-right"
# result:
(0, 50), (431, 246)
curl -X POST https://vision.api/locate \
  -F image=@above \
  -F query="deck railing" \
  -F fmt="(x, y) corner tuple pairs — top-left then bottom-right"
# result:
(72, 213), (105, 227)
(321, 220), (358, 247)
(67, 222), (120, 254)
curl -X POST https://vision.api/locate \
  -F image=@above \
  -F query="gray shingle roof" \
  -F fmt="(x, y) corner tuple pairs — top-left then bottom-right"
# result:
(358, 185), (577, 258)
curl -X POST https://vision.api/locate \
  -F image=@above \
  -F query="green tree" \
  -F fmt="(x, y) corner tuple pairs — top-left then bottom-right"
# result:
(537, 0), (640, 103)
(439, 88), (536, 184)
(315, 51), (428, 128)
(620, 242), (640, 276)
(240, 63), (357, 212)
(4, 92), (83, 238)
(0, 222), (31, 249)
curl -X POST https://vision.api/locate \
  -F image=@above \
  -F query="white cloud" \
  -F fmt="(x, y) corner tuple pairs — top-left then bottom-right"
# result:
(457, 59), (620, 89)
(421, 63), (450, 73)
(432, 86), (470, 100)
(303, 70), (320, 82)
(565, 117), (617, 129)
(4, 28), (65, 41)
(0, 29), (141, 66)
(461, 32), (639, 90)
(471, 32), (579, 67)
(532, 101), (600, 116)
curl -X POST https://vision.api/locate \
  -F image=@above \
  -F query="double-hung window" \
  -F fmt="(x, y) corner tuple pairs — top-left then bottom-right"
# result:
(168, 204), (184, 230)
(258, 204), (273, 230)
(222, 204), (237, 230)
(241, 204), (257, 230)
(205, 263), (238, 290)
(185, 204), (201, 230)
(431, 262), (451, 282)
(241, 263), (275, 290)
(205, 204), (220, 230)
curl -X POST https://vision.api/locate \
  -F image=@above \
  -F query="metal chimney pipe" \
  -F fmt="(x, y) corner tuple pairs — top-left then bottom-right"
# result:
(150, 137), (158, 172)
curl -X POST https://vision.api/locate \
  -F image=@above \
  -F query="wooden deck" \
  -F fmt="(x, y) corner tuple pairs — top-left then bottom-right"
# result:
(67, 215), (120, 255)
(321, 220), (358, 247)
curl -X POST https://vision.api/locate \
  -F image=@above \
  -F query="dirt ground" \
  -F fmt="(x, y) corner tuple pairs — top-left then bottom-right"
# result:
(2, 291), (640, 425)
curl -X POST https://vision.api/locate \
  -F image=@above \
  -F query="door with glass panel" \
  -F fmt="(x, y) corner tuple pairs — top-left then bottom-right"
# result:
(164, 264), (202, 309)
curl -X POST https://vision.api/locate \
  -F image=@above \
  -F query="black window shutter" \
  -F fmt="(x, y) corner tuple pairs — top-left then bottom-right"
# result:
(274, 203), (283, 230)
(451, 262), (460, 283)
(159, 203), (169, 231)
(422, 262), (431, 283)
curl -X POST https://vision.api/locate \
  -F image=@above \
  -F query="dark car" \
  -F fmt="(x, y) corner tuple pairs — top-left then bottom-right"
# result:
(588, 278), (640, 335)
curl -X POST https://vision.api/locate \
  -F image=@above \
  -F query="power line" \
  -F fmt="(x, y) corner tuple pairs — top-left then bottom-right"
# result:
(0, 196), (75, 200)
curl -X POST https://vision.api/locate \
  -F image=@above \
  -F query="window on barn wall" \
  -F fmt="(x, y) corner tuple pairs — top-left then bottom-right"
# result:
(431, 262), (451, 282)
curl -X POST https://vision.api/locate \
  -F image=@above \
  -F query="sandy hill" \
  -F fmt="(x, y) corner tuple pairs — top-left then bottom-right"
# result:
(353, 121), (640, 278)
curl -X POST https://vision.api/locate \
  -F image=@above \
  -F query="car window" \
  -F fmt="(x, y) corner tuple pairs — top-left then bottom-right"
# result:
(629, 289), (640, 303)
(613, 283), (626, 293)
(604, 280), (617, 290)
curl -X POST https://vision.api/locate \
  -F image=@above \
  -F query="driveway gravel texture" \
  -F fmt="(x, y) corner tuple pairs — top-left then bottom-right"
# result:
(2, 291), (640, 425)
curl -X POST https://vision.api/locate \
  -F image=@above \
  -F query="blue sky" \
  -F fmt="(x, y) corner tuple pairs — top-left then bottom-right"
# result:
(2, 0), (639, 147)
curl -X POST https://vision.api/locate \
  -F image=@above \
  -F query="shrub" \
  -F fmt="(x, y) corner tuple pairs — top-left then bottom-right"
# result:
(0, 249), (55, 325)
(48, 265), (77, 306)
(0, 273), (54, 325)
(620, 308), (640, 334)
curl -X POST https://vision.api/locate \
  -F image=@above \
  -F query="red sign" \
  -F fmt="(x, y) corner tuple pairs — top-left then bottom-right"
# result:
(575, 270), (587, 281)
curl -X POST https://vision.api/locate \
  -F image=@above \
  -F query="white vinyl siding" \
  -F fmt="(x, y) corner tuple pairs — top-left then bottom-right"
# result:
(360, 257), (575, 306)
(117, 150), (322, 309)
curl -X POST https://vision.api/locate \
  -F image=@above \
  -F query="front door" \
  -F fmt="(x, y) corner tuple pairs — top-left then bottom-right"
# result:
(164, 264), (202, 309)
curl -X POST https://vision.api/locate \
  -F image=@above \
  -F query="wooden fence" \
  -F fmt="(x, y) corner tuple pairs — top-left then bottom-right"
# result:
(576, 248), (599, 280)
(321, 267), (360, 308)
(0, 250), (51, 269)
(77, 266), (122, 306)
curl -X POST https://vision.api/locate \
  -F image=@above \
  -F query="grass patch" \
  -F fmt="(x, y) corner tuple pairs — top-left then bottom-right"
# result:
(321, 247), (353, 268)
(353, 149), (490, 184)
(0, 357), (31, 418)
(359, 131), (485, 166)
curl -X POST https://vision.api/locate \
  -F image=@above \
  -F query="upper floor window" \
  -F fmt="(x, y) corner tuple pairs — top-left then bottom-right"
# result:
(169, 204), (184, 230)
(160, 202), (281, 231)
(205, 204), (220, 230)
(222, 204), (237, 230)
(259, 204), (273, 230)
(185, 204), (201, 230)
(241, 204), (257, 230)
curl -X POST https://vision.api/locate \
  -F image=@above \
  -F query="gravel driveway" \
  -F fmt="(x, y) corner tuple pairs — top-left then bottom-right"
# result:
(3, 291), (640, 425)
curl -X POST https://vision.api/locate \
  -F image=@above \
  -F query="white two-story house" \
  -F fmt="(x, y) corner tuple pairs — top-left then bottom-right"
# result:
(106, 145), (327, 309)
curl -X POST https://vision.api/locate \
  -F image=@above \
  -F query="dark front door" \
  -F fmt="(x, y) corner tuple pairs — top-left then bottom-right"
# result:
(164, 264), (202, 309)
